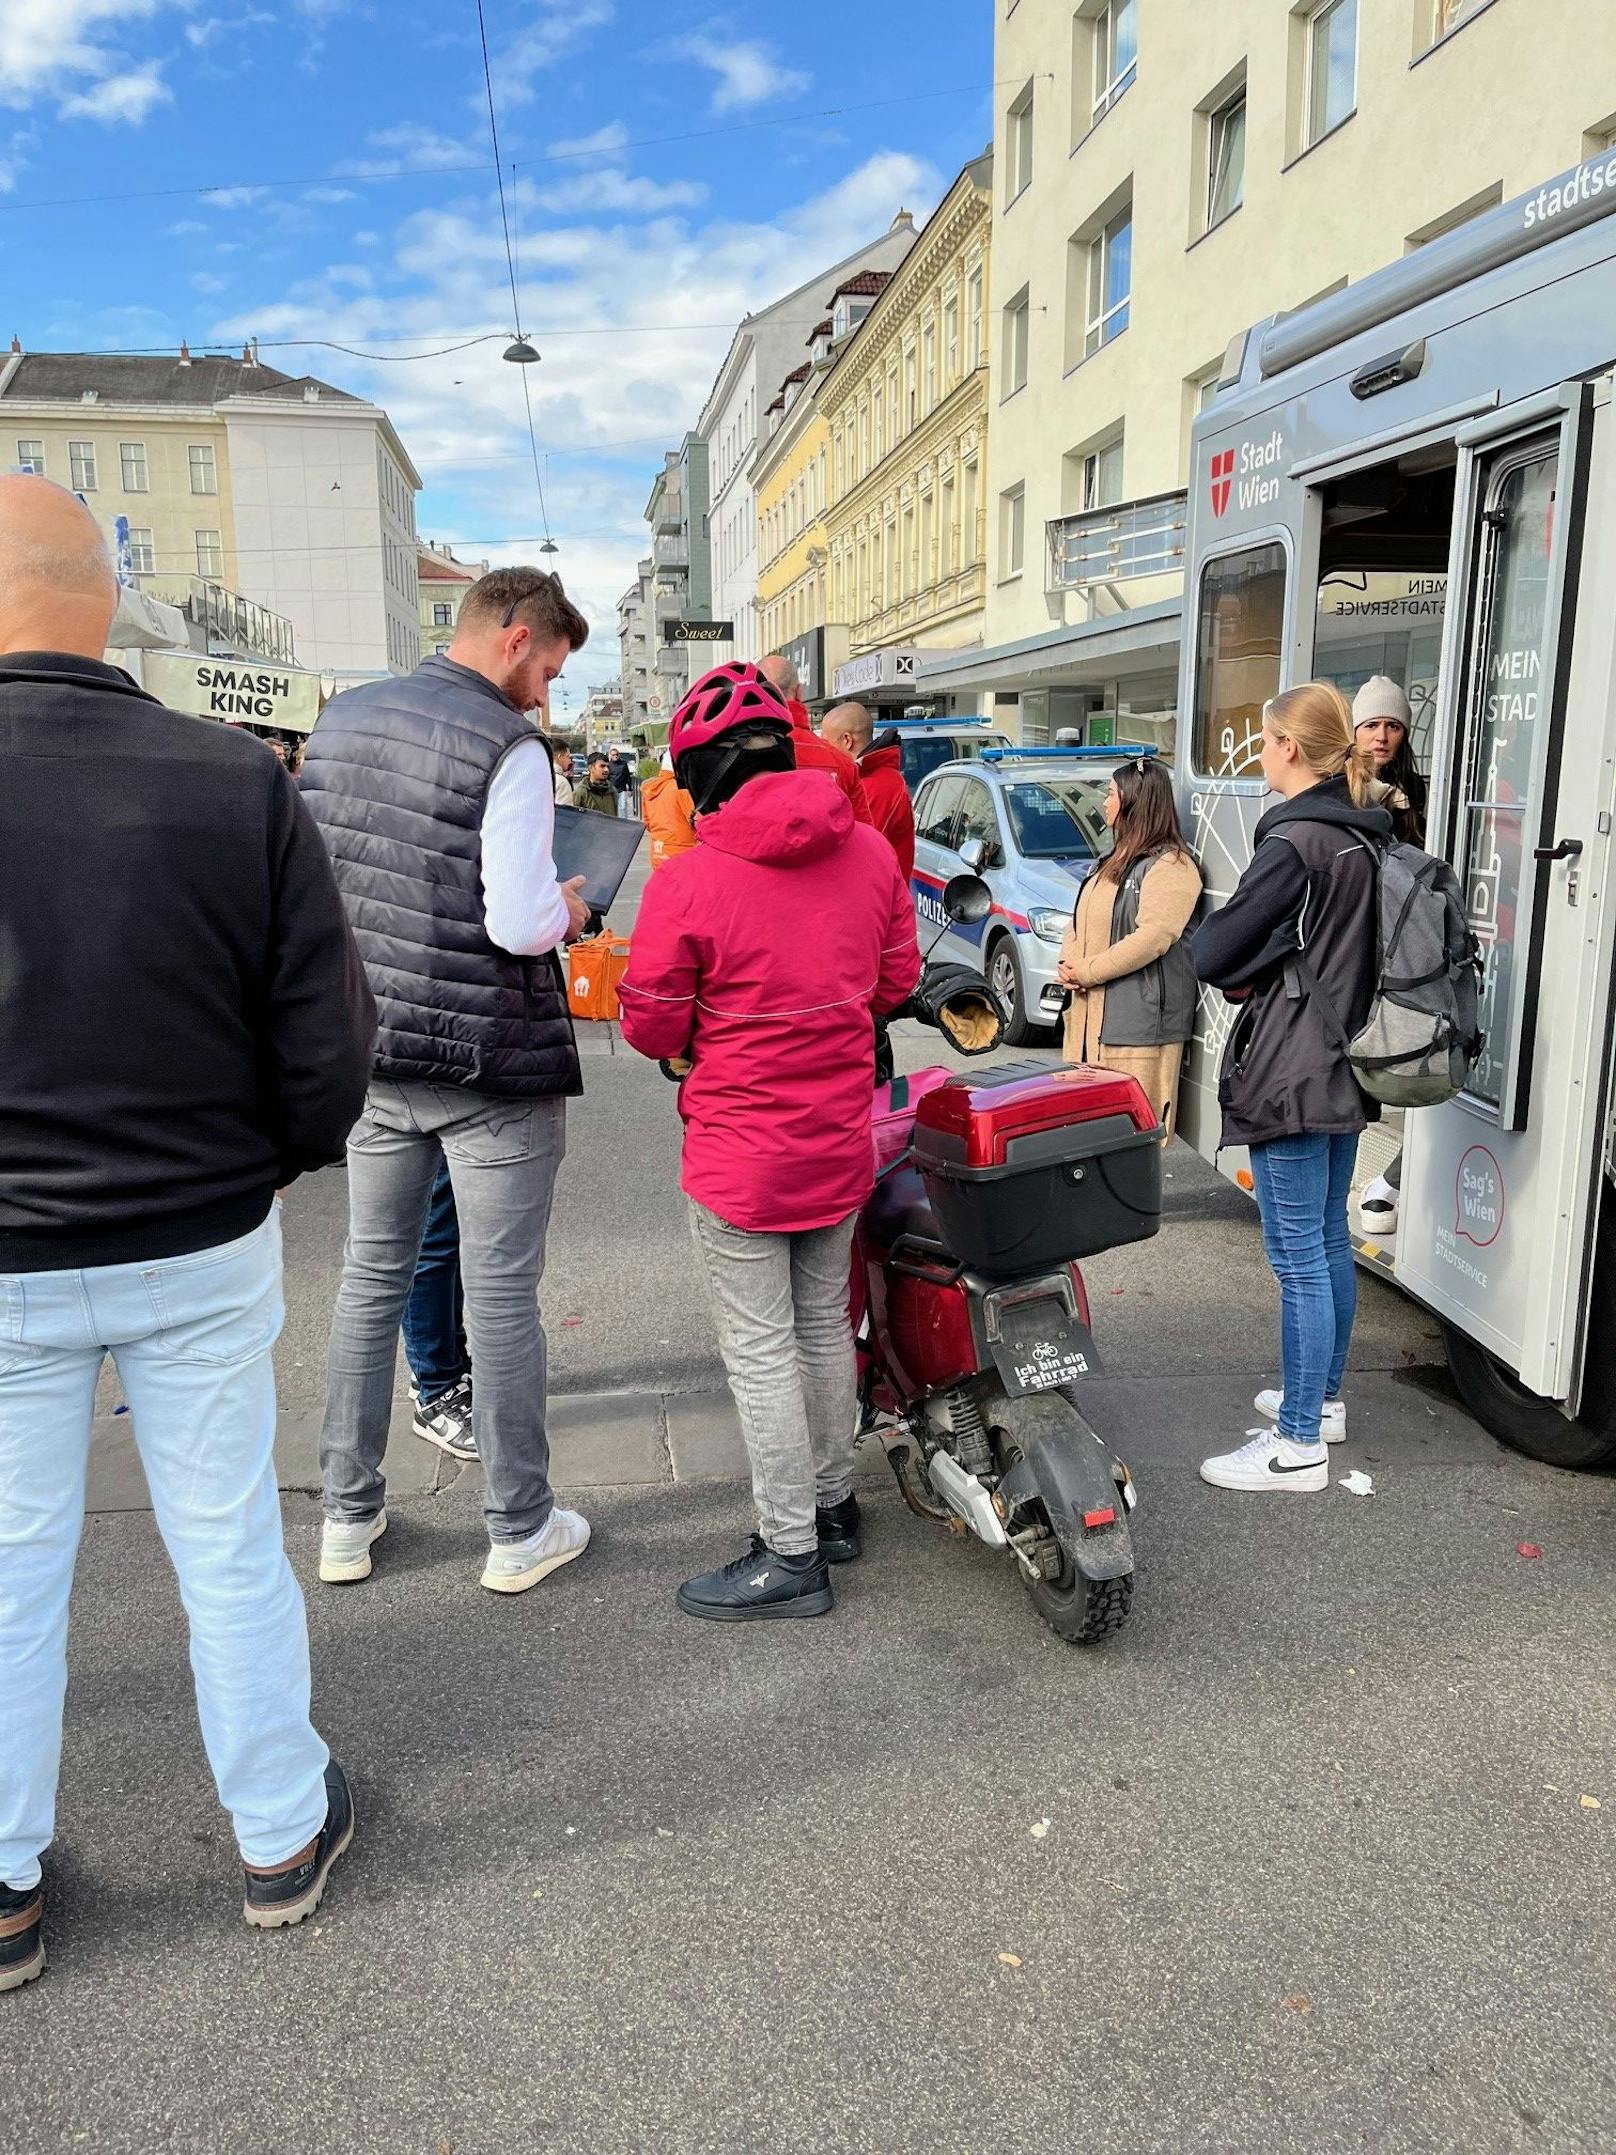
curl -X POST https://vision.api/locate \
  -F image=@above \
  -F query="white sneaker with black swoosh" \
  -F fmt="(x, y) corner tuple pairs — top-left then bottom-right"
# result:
(1199, 1428), (1329, 1493)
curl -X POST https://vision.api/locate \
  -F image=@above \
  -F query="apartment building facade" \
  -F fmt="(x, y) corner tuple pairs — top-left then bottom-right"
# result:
(821, 152), (993, 709)
(418, 540), (489, 655)
(695, 213), (917, 666)
(0, 342), (422, 677)
(617, 559), (655, 733)
(937, 0), (1616, 745)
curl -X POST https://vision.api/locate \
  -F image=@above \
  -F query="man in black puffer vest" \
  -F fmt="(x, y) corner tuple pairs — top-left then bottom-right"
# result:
(301, 568), (595, 1596)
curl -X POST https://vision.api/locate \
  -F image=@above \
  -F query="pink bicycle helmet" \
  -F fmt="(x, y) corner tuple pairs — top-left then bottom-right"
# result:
(668, 662), (793, 759)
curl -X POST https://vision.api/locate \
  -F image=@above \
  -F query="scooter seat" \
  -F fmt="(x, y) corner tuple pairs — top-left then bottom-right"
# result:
(864, 1163), (947, 1252)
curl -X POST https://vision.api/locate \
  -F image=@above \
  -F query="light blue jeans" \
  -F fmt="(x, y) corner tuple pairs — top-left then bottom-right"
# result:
(0, 1211), (329, 1889)
(1248, 1131), (1358, 1441)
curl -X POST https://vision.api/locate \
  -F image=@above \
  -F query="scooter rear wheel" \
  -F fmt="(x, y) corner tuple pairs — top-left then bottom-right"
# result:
(985, 1388), (1135, 1644)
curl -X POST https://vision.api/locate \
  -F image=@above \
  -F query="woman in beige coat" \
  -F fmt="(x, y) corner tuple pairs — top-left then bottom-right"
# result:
(1058, 760), (1203, 1139)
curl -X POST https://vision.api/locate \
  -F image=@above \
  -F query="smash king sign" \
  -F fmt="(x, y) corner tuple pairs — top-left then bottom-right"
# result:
(1208, 429), (1284, 518)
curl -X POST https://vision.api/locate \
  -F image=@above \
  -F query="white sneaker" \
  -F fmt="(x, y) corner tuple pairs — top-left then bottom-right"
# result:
(319, 1511), (387, 1583)
(480, 1507), (591, 1595)
(1200, 1429), (1328, 1494)
(1357, 1173), (1398, 1240)
(1254, 1388), (1347, 1444)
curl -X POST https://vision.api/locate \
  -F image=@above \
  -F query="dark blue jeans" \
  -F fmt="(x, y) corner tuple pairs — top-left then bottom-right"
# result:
(1248, 1131), (1357, 1441)
(399, 1160), (467, 1407)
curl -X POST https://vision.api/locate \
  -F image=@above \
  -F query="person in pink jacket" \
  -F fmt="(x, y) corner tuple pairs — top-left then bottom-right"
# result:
(618, 662), (921, 1623)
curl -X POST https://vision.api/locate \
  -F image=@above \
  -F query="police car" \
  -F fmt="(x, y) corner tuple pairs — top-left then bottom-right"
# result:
(911, 748), (1150, 1043)
(880, 718), (1013, 792)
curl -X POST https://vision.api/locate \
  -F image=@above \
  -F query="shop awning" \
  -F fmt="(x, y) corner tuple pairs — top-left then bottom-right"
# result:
(915, 598), (1182, 696)
(106, 584), (187, 652)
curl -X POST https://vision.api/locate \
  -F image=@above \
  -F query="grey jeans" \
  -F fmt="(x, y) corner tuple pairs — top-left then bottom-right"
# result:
(321, 1079), (566, 1543)
(688, 1201), (859, 1557)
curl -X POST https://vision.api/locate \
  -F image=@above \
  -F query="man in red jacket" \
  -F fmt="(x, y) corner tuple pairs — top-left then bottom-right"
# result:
(759, 652), (872, 823)
(823, 700), (916, 884)
(619, 663), (920, 1624)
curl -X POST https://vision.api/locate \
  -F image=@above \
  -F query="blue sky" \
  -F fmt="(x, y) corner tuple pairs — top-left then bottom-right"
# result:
(0, 0), (993, 695)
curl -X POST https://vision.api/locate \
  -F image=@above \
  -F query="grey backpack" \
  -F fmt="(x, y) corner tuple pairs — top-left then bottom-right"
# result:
(1295, 836), (1484, 1108)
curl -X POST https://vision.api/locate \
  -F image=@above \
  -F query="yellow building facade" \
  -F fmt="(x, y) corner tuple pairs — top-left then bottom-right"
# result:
(821, 152), (993, 689)
(754, 381), (830, 655)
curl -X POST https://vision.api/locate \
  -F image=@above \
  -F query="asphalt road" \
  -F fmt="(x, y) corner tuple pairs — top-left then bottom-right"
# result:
(12, 844), (1616, 2152)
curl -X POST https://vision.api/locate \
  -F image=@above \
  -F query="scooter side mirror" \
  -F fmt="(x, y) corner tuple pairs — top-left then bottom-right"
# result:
(943, 872), (992, 924)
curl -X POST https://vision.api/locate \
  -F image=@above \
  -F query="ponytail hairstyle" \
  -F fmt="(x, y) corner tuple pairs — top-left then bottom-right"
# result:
(1100, 757), (1189, 884)
(1263, 681), (1377, 806)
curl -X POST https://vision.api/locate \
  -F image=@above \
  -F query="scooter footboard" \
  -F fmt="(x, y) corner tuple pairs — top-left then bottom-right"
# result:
(994, 1397), (1134, 1583)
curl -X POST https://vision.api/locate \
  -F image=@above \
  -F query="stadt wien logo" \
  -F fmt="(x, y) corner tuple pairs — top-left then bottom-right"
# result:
(1209, 449), (1235, 518)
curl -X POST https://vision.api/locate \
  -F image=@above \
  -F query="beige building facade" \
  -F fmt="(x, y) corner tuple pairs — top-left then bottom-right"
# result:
(821, 153), (993, 707)
(949, 0), (1616, 745)
(0, 343), (421, 677)
(418, 540), (488, 655)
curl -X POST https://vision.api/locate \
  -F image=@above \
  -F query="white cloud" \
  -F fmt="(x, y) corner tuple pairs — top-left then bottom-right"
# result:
(301, 185), (357, 204)
(192, 272), (229, 294)
(166, 217), (209, 235)
(213, 148), (939, 657)
(59, 62), (170, 124)
(185, 9), (275, 46)
(671, 35), (810, 115)
(340, 123), (478, 176)
(548, 122), (629, 160)
(201, 184), (269, 209)
(493, 0), (613, 109)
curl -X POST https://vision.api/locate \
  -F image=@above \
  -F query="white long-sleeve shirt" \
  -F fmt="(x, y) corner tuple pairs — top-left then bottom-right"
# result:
(480, 737), (571, 955)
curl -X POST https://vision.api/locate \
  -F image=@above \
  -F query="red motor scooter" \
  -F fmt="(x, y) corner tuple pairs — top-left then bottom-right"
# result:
(854, 875), (1160, 1643)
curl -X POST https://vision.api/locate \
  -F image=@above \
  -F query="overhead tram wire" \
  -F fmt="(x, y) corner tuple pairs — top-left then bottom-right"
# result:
(473, 0), (552, 549)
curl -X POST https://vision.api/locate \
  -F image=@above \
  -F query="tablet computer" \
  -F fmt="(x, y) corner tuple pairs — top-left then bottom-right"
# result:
(551, 805), (645, 917)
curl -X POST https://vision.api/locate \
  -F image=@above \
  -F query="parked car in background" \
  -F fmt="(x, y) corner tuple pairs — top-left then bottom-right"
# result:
(881, 718), (1014, 792)
(910, 749), (1150, 1043)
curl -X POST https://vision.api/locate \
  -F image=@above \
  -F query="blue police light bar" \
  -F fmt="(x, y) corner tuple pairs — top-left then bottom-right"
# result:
(978, 744), (1159, 762)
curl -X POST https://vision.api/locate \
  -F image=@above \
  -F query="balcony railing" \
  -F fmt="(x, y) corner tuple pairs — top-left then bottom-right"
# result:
(653, 534), (689, 570)
(1047, 489), (1186, 593)
(150, 577), (298, 663)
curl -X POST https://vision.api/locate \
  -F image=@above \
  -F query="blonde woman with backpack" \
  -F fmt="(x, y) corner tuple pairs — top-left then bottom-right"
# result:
(1190, 683), (1390, 1494)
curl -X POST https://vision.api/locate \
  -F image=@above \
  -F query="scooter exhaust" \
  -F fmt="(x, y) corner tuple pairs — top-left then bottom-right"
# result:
(925, 1449), (1009, 1549)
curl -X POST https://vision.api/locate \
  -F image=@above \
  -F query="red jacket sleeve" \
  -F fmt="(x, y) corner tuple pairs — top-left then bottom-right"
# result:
(874, 852), (923, 1013)
(617, 871), (701, 1062)
(867, 769), (916, 884)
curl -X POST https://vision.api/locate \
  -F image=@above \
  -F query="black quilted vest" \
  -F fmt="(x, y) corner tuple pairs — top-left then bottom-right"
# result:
(300, 656), (580, 1099)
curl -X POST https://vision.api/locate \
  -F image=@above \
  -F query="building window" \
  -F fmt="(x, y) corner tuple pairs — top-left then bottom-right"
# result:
(1304, 0), (1356, 148)
(1082, 433), (1125, 509)
(1207, 89), (1246, 228)
(962, 459), (980, 564)
(120, 441), (148, 492)
(68, 440), (97, 491)
(905, 348), (918, 429)
(1006, 80), (1035, 202)
(1003, 286), (1031, 396)
(195, 529), (223, 578)
(923, 325), (937, 412)
(920, 489), (935, 590)
(940, 474), (957, 574)
(434, 642), (450, 656)
(432, 600), (454, 627)
(16, 439), (44, 476)
(999, 484), (1026, 579)
(873, 387), (884, 463)
(944, 299), (960, 384)
(1092, 0), (1138, 124)
(1086, 203), (1132, 355)
(1425, 0), (1484, 44)
(127, 526), (155, 574)
(188, 442), (218, 495)
(967, 269), (985, 368)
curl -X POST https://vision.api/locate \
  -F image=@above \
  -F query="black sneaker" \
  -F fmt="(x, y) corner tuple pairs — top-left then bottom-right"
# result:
(676, 1536), (833, 1622)
(0, 1882), (44, 1993)
(413, 1375), (477, 1461)
(243, 1762), (355, 1930)
(816, 1494), (862, 1564)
